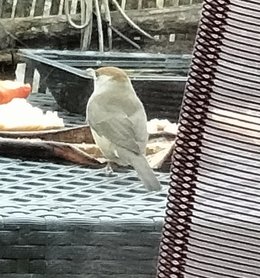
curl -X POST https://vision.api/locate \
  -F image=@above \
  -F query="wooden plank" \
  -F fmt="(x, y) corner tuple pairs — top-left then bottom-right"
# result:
(24, 61), (35, 86)
(137, 0), (143, 9)
(0, 137), (101, 166)
(0, 4), (202, 50)
(0, 50), (17, 63)
(43, 0), (52, 16)
(121, 0), (126, 10)
(0, 125), (93, 143)
(156, 0), (165, 8)
(80, 0), (93, 50)
(111, 4), (201, 34)
(30, 0), (37, 16)
(11, 0), (17, 18)
(58, 0), (64, 14)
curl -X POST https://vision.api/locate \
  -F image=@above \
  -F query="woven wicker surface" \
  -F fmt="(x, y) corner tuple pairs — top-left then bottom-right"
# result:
(0, 93), (169, 277)
(0, 156), (167, 277)
(0, 156), (168, 220)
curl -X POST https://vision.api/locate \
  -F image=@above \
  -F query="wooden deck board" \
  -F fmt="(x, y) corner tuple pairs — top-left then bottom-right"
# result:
(0, 0), (202, 18)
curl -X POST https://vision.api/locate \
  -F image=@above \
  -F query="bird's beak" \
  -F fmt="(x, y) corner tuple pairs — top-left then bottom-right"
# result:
(85, 68), (97, 80)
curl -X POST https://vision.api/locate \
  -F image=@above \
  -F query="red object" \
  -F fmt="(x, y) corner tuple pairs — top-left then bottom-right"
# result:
(0, 80), (32, 104)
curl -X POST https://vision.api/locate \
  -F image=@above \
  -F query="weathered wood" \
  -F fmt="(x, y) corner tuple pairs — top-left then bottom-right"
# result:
(0, 125), (94, 144)
(0, 14), (80, 50)
(137, 0), (143, 10)
(117, 4), (201, 34)
(0, 137), (102, 166)
(80, 0), (93, 50)
(0, 132), (175, 169)
(0, 50), (16, 63)
(0, 4), (202, 50)
(156, 0), (165, 8)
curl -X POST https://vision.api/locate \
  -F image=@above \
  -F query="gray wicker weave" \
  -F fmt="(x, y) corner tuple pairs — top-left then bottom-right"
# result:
(0, 94), (169, 277)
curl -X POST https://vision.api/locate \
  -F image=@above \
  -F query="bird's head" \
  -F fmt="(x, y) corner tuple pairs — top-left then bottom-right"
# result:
(86, 67), (130, 84)
(86, 66), (133, 94)
(95, 67), (129, 82)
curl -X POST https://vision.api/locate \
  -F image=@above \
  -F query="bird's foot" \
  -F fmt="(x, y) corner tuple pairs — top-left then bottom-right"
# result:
(105, 162), (114, 177)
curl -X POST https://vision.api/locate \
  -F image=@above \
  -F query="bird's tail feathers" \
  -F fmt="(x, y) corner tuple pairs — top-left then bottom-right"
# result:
(130, 154), (161, 191)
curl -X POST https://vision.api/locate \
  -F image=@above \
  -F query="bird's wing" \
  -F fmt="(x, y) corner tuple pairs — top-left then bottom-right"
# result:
(90, 114), (142, 154)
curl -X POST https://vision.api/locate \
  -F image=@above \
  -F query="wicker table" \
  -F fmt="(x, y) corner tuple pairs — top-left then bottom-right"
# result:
(0, 93), (169, 278)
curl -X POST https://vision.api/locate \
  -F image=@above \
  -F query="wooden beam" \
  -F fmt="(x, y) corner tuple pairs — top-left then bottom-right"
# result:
(111, 4), (201, 34)
(0, 3), (202, 50)
(0, 50), (16, 63)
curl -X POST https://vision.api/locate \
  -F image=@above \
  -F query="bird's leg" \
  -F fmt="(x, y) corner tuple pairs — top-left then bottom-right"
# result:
(105, 161), (114, 176)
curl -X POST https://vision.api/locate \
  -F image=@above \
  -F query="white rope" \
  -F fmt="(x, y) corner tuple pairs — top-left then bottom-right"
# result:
(102, 0), (112, 50)
(80, 0), (93, 50)
(94, 0), (104, 52)
(111, 0), (155, 40)
(64, 0), (156, 51)
(64, 0), (91, 29)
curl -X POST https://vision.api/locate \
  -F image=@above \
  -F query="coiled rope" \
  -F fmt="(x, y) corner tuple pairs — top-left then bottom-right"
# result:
(64, 0), (155, 51)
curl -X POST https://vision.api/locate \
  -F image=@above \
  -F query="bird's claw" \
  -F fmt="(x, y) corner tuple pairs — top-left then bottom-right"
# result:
(105, 162), (114, 177)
